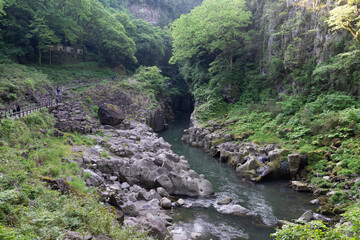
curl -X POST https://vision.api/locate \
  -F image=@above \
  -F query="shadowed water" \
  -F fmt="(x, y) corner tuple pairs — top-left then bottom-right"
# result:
(158, 112), (316, 240)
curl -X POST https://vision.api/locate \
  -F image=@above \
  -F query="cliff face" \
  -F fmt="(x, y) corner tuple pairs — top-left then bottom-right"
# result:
(125, 2), (162, 26)
(124, 0), (203, 26)
(252, 0), (352, 95)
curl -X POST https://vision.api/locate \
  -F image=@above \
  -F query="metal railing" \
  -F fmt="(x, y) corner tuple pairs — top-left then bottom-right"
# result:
(0, 77), (117, 120)
(0, 100), (56, 119)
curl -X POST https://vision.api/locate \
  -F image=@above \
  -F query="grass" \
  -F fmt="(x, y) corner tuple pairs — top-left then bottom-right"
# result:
(0, 63), (52, 108)
(0, 112), (151, 239)
(41, 62), (118, 85)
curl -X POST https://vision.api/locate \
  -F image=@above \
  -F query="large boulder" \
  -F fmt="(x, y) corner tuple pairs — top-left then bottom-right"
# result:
(98, 103), (125, 126)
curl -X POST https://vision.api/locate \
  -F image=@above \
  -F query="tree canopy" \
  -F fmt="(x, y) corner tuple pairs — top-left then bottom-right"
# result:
(327, 0), (360, 43)
(0, 0), (176, 68)
(170, 0), (252, 72)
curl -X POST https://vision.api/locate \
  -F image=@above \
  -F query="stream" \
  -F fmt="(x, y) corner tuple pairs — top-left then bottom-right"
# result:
(158, 113), (316, 240)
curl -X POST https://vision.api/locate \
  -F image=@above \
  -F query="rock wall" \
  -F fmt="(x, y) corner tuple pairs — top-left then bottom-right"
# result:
(182, 122), (308, 182)
(253, 0), (347, 94)
(123, 0), (203, 26)
(51, 101), (99, 134)
(125, 2), (162, 26)
(79, 83), (169, 132)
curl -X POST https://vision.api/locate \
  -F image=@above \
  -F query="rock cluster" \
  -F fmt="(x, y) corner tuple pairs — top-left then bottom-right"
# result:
(79, 84), (168, 132)
(51, 101), (99, 134)
(182, 126), (308, 182)
(71, 122), (214, 239)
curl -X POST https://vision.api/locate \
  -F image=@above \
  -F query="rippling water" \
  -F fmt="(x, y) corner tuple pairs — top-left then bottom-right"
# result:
(158, 113), (316, 240)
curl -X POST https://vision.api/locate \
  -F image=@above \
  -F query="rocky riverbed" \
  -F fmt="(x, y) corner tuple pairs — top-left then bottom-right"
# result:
(66, 121), (214, 239)
(181, 123), (308, 182)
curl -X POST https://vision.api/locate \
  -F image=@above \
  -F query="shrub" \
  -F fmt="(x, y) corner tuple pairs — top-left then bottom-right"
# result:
(272, 205), (360, 239)
(133, 66), (169, 100)
(278, 94), (304, 116)
(306, 94), (356, 114)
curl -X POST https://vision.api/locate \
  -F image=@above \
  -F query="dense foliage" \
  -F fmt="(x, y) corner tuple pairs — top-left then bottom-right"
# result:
(0, 0), (136, 66)
(327, 0), (360, 44)
(0, 0), (186, 74)
(171, 0), (252, 103)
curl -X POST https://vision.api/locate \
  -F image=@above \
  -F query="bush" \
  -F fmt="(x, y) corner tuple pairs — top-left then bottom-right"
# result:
(272, 205), (360, 239)
(133, 66), (169, 100)
(306, 94), (356, 114)
(278, 94), (304, 116)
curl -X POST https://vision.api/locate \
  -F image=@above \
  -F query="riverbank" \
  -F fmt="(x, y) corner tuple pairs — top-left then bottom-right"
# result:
(186, 94), (360, 238)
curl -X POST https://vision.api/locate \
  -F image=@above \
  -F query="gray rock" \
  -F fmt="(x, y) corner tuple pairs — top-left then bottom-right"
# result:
(121, 203), (139, 217)
(310, 198), (320, 205)
(277, 220), (294, 226)
(291, 181), (310, 192)
(123, 219), (137, 227)
(175, 198), (185, 207)
(288, 154), (301, 179)
(121, 182), (131, 189)
(236, 158), (261, 179)
(137, 189), (151, 201)
(156, 187), (169, 197)
(156, 175), (174, 192)
(147, 218), (170, 240)
(313, 213), (335, 222)
(148, 189), (161, 200)
(64, 231), (92, 240)
(268, 149), (284, 162)
(160, 197), (172, 209)
(147, 107), (165, 132)
(217, 197), (233, 205)
(297, 210), (313, 223)
(83, 169), (104, 187)
(215, 204), (254, 217)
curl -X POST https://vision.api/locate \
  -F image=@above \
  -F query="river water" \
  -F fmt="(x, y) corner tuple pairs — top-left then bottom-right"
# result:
(158, 113), (316, 240)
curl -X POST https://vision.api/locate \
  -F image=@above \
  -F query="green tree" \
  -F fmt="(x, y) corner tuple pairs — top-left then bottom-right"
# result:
(134, 66), (169, 99)
(170, 0), (252, 72)
(132, 19), (166, 67)
(327, 0), (360, 44)
(27, 16), (59, 66)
